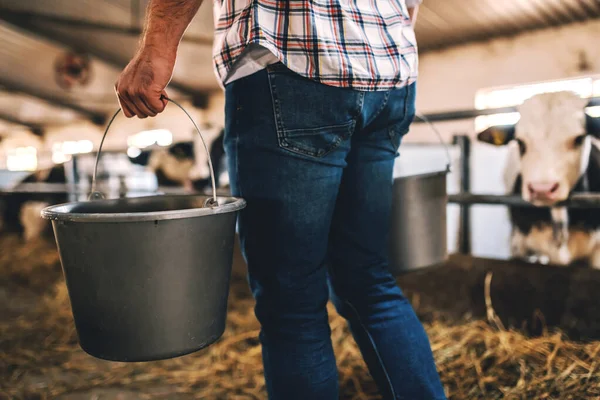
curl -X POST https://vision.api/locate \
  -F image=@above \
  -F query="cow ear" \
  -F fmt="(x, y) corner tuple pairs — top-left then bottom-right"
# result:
(476, 125), (515, 146)
(586, 114), (600, 138)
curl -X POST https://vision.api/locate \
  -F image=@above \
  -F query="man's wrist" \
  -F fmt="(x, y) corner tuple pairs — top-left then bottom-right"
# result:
(139, 35), (178, 59)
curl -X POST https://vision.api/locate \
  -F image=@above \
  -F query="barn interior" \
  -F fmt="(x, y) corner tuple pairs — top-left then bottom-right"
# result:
(1, 1), (600, 399)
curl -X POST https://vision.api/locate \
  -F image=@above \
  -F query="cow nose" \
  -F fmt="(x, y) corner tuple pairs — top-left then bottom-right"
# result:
(527, 182), (560, 198)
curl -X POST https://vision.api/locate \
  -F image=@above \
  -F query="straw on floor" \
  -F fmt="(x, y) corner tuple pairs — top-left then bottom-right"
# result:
(1, 234), (599, 399)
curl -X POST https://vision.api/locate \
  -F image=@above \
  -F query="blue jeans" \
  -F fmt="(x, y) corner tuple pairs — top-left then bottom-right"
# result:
(223, 63), (446, 400)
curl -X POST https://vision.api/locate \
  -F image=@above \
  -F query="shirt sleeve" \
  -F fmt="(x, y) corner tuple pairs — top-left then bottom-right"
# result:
(405, 0), (422, 7)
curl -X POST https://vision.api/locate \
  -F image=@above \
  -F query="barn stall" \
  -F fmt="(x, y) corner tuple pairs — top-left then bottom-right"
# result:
(1, 1), (600, 399)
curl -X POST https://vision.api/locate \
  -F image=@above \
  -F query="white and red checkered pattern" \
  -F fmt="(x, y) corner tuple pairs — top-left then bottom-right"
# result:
(212, 0), (420, 91)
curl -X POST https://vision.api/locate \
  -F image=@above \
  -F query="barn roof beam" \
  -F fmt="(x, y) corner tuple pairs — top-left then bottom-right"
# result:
(0, 9), (213, 46)
(0, 111), (43, 135)
(0, 79), (106, 125)
(0, 10), (209, 103)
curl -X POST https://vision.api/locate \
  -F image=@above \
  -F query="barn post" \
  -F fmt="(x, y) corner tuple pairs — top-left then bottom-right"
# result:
(68, 155), (79, 202)
(453, 134), (471, 254)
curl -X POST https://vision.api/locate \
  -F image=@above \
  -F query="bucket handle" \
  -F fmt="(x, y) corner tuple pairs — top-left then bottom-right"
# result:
(415, 112), (452, 173)
(90, 97), (218, 207)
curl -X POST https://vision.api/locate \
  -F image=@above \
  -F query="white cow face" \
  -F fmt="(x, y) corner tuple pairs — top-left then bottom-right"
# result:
(477, 91), (599, 206)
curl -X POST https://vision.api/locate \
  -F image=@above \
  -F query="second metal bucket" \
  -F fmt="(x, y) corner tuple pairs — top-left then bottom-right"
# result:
(388, 116), (450, 275)
(41, 99), (246, 362)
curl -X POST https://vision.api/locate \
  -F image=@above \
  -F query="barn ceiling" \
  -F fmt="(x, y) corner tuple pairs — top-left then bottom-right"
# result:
(0, 0), (598, 136)
(417, 0), (600, 50)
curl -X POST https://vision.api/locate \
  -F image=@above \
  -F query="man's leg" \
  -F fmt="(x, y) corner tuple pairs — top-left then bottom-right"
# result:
(328, 83), (446, 399)
(223, 64), (363, 399)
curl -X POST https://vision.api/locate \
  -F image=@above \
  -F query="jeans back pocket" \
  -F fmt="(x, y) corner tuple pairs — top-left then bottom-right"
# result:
(267, 64), (361, 158)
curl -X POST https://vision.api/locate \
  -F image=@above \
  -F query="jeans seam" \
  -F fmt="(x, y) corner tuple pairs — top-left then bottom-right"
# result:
(234, 130), (241, 199)
(354, 92), (366, 136)
(388, 84), (415, 150)
(342, 299), (397, 400)
(371, 91), (392, 124)
(403, 83), (411, 117)
(266, 69), (284, 139)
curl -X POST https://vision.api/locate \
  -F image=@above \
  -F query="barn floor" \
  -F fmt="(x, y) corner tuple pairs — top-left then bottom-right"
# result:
(1, 234), (600, 400)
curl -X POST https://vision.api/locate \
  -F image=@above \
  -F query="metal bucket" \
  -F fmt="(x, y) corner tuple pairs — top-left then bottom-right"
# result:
(388, 115), (450, 275)
(41, 99), (246, 362)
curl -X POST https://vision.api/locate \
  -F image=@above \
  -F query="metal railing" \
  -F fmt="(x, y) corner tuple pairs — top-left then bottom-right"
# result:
(412, 96), (599, 123)
(3, 99), (599, 256)
(448, 193), (600, 208)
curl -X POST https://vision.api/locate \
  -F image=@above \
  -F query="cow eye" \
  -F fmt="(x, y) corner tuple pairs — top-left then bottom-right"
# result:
(515, 138), (526, 156)
(573, 134), (587, 147)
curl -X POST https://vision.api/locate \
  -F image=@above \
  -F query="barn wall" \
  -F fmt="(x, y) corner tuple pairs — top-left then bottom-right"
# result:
(408, 19), (600, 143)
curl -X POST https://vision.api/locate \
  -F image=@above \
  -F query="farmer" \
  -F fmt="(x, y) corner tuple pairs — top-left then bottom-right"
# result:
(115, 0), (446, 398)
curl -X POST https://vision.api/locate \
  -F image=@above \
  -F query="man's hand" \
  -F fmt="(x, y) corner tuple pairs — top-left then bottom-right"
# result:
(114, 0), (204, 118)
(115, 47), (173, 118)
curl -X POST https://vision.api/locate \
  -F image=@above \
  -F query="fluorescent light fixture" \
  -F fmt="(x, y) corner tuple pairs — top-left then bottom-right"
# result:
(127, 129), (173, 149)
(475, 77), (600, 110)
(76, 140), (94, 153)
(156, 132), (173, 147)
(127, 146), (142, 158)
(52, 151), (72, 164)
(475, 76), (600, 132)
(7, 146), (38, 171)
(52, 140), (94, 155)
(593, 79), (600, 97)
(474, 112), (521, 132)
(62, 141), (79, 155)
(586, 106), (600, 118)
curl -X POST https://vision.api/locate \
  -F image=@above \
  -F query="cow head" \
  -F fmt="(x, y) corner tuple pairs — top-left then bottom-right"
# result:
(167, 142), (195, 161)
(477, 91), (600, 206)
(129, 142), (196, 186)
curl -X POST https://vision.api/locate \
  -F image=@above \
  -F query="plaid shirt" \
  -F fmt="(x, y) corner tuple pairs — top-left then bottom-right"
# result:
(212, 0), (421, 91)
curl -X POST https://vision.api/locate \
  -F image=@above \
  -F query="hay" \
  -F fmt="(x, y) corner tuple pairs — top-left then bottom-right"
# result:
(0, 234), (62, 293)
(1, 235), (599, 399)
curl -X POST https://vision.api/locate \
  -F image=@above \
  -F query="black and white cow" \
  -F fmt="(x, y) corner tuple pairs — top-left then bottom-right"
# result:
(477, 91), (600, 268)
(128, 130), (226, 191)
(0, 164), (68, 241)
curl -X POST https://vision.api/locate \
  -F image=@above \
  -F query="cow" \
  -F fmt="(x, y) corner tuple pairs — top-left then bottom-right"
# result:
(0, 164), (68, 241)
(477, 91), (600, 268)
(128, 130), (226, 192)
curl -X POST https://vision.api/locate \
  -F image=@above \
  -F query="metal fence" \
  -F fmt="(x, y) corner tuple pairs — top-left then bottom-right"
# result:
(411, 96), (600, 254)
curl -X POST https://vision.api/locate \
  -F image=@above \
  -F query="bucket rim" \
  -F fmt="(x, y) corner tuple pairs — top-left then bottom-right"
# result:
(41, 194), (246, 223)
(393, 169), (449, 181)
